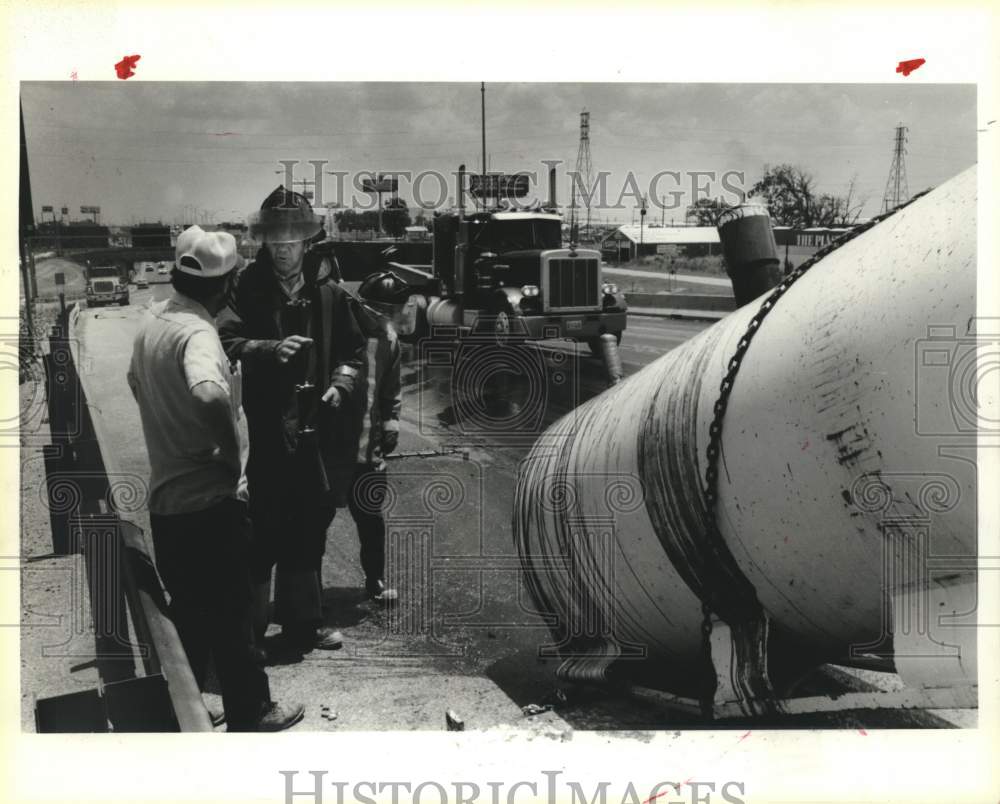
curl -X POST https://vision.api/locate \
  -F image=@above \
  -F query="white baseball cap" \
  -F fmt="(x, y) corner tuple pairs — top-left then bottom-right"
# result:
(175, 225), (239, 278)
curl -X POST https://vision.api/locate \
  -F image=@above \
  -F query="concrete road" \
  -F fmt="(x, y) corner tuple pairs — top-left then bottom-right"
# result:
(68, 288), (711, 731)
(66, 293), (962, 730)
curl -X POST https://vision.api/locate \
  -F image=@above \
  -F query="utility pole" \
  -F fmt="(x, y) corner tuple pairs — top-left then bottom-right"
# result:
(639, 195), (647, 260)
(19, 98), (38, 339)
(881, 122), (910, 213)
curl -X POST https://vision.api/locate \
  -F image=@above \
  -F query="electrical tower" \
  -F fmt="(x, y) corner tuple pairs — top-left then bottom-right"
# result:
(573, 109), (595, 238)
(881, 123), (910, 213)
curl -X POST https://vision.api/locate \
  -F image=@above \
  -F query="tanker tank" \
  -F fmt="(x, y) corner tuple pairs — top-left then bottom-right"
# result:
(513, 166), (978, 716)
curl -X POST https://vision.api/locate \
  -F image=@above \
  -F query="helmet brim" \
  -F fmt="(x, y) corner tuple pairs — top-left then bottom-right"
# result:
(248, 208), (323, 244)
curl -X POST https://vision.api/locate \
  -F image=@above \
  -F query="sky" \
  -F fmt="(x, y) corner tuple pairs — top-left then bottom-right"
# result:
(21, 82), (977, 226)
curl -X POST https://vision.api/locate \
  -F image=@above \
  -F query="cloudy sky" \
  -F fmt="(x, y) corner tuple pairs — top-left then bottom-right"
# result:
(21, 82), (977, 226)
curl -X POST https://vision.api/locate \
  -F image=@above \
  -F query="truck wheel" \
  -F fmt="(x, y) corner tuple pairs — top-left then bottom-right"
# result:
(587, 331), (622, 357)
(482, 301), (525, 347)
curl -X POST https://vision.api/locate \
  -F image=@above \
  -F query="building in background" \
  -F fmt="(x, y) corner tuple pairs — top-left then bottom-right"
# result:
(601, 225), (721, 263)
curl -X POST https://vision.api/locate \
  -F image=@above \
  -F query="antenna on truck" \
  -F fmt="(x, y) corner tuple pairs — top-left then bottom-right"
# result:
(481, 82), (487, 212)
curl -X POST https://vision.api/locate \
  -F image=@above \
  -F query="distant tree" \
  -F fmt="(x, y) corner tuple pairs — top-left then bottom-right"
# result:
(335, 208), (380, 234)
(685, 197), (735, 226)
(334, 209), (360, 232)
(382, 197), (412, 239)
(749, 164), (866, 228)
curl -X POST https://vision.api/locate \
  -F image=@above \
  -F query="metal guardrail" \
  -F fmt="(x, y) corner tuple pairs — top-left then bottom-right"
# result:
(39, 303), (212, 732)
(625, 292), (736, 312)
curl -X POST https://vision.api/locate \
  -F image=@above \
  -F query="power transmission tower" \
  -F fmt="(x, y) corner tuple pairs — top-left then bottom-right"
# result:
(881, 123), (910, 213)
(574, 109), (595, 238)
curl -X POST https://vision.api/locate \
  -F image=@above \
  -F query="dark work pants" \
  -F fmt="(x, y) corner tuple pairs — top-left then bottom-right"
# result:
(150, 498), (271, 731)
(247, 471), (338, 630)
(347, 464), (387, 584)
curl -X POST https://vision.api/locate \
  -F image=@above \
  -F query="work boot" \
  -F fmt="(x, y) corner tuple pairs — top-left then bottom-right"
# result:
(283, 624), (343, 652)
(255, 700), (305, 732)
(366, 578), (398, 604)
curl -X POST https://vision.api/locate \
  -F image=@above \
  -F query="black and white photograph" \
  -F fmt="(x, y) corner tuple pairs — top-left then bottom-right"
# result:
(3, 4), (999, 804)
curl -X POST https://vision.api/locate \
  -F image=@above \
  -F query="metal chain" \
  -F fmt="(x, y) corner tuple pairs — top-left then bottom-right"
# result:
(697, 190), (932, 717)
(703, 190), (931, 515)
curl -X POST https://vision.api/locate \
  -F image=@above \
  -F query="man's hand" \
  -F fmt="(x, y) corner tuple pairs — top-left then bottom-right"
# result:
(275, 335), (313, 364)
(321, 385), (343, 408)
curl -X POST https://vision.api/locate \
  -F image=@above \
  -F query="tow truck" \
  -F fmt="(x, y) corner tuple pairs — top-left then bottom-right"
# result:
(385, 165), (627, 354)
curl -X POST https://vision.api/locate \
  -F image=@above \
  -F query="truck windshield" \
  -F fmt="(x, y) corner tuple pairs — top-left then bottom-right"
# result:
(471, 218), (562, 252)
(89, 267), (118, 278)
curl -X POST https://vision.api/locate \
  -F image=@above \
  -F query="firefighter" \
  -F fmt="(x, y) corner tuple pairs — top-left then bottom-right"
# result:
(218, 187), (367, 654)
(347, 270), (416, 603)
(127, 226), (303, 730)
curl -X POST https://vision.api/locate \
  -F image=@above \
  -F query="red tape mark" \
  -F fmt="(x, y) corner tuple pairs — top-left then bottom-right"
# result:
(115, 54), (141, 80)
(896, 58), (925, 77)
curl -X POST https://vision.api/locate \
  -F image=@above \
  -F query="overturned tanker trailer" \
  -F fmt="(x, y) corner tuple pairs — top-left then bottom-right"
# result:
(513, 167), (979, 720)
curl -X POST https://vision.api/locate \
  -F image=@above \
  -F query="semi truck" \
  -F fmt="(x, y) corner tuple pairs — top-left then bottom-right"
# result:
(383, 166), (627, 355)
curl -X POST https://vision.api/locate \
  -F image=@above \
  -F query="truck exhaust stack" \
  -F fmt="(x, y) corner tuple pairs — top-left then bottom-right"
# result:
(716, 203), (781, 306)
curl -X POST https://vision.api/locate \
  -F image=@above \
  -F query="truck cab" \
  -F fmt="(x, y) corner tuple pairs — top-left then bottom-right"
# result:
(403, 208), (626, 353)
(86, 265), (129, 307)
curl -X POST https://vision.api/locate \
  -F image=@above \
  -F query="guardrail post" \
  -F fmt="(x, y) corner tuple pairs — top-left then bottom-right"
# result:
(70, 512), (136, 685)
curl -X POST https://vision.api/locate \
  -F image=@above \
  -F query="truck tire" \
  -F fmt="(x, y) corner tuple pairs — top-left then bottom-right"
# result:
(586, 331), (622, 357)
(479, 300), (526, 347)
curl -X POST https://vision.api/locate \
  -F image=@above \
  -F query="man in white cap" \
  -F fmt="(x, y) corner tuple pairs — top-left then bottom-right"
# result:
(127, 225), (304, 731)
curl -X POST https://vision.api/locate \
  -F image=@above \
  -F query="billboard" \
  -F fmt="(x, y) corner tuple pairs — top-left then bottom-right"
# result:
(468, 173), (530, 199)
(41, 205), (53, 213)
(80, 205), (101, 214)
(361, 174), (398, 194)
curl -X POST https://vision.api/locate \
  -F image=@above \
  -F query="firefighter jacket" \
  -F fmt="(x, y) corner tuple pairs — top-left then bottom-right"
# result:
(352, 304), (402, 469)
(217, 248), (368, 506)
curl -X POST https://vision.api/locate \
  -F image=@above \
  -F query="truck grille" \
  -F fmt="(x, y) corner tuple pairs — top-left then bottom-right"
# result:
(547, 258), (598, 309)
(92, 280), (115, 293)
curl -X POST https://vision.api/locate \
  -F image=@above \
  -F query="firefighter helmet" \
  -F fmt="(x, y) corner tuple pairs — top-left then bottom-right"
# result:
(248, 185), (324, 244)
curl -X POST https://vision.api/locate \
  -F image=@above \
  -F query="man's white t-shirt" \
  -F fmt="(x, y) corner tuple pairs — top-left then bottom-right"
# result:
(127, 290), (249, 515)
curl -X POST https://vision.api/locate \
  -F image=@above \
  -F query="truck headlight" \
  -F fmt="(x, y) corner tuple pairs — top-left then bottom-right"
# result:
(602, 283), (619, 295)
(520, 284), (540, 297)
